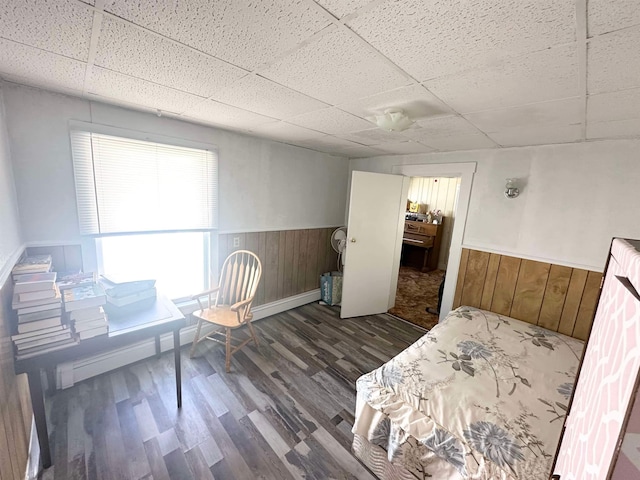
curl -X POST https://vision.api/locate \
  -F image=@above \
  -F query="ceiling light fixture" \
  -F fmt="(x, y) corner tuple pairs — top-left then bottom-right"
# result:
(374, 109), (414, 132)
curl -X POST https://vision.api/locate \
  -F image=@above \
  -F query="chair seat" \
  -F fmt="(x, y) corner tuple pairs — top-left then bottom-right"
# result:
(193, 306), (253, 328)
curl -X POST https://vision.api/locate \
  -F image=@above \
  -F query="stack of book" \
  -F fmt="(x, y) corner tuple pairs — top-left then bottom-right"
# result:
(102, 278), (156, 316)
(62, 281), (109, 340)
(12, 254), (53, 280)
(12, 270), (77, 359)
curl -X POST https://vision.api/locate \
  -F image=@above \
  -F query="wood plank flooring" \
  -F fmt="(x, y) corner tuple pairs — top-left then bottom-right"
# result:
(42, 303), (426, 480)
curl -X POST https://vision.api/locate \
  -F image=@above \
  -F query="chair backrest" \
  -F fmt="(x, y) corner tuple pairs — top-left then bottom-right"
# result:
(216, 250), (262, 307)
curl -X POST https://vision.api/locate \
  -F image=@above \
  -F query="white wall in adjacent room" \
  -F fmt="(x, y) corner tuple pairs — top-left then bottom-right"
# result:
(3, 83), (349, 245)
(350, 140), (640, 272)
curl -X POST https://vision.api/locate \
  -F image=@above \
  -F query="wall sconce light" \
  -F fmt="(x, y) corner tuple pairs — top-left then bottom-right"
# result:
(374, 109), (414, 132)
(504, 178), (520, 199)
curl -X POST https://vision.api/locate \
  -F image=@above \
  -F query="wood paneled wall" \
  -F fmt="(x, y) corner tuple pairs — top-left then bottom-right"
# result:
(218, 227), (339, 308)
(453, 248), (602, 341)
(407, 176), (460, 269)
(0, 269), (33, 480)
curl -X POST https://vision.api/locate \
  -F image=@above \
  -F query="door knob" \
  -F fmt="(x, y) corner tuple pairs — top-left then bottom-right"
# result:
(350, 238), (356, 243)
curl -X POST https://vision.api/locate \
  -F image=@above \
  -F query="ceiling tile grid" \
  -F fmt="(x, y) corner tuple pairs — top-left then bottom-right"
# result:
(208, 74), (329, 119)
(94, 16), (248, 98)
(406, 115), (481, 139)
(0, 38), (86, 91)
(182, 99), (277, 130)
(587, 118), (640, 140)
(0, 0), (93, 61)
(102, 0), (331, 71)
(424, 44), (580, 114)
(464, 98), (583, 132)
(420, 133), (498, 152)
(487, 124), (583, 147)
(338, 127), (409, 146)
(337, 84), (452, 121)
(587, 26), (640, 95)
(287, 106), (374, 135)
(588, 0), (640, 37)
(259, 25), (411, 105)
(588, 88), (640, 124)
(88, 67), (205, 114)
(248, 121), (326, 142)
(346, 0), (576, 81)
(0, 0), (639, 157)
(314, 0), (375, 20)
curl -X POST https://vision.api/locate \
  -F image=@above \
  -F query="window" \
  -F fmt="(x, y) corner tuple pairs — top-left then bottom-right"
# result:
(70, 129), (218, 300)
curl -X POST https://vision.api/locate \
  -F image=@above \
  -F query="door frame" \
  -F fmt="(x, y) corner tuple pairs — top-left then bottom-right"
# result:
(391, 162), (476, 321)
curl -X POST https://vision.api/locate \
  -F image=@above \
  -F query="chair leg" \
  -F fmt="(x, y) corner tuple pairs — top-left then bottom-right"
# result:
(190, 319), (204, 358)
(225, 328), (232, 373)
(247, 320), (260, 347)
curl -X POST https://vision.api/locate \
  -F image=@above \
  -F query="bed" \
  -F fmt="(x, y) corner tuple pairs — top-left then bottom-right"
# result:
(352, 306), (584, 480)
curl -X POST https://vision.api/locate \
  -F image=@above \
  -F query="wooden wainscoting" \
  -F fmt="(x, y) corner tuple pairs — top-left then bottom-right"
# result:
(26, 229), (339, 310)
(219, 228), (339, 307)
(0, 269), (33, 480)
(453, 248), (602, 341)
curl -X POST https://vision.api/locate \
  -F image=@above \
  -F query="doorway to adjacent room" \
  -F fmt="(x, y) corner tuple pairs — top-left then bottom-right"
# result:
(388, 175), (461, 330)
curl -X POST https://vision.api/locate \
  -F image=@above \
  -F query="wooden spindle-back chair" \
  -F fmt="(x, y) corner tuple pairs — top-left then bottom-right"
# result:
(189, 250), (262, 372)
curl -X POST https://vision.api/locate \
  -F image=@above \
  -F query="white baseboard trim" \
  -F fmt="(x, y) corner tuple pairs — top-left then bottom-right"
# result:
(58, 289), (321, 388)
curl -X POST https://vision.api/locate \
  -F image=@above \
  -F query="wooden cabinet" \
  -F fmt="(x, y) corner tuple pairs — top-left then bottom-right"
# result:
(401, 220), (444, 272)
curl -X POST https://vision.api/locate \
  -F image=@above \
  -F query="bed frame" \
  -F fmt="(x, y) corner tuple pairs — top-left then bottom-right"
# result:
(453, 248), (602, 341)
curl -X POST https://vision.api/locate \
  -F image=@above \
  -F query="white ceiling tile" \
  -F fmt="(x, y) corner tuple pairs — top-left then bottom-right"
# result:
(0, 0), (93, 61)
(465, 98), (582, 132)
(406, 116), (479, 139)
(588, 27), (640, 94)
(259, 25), (410, 105)
(296, 135), (362, 151)
(374, 142), (436, 154)
(588, 0), (640, 37)
(88, 67), (204, 114)
(182, 99), (276, 129)
(248, 121), (326, 142)
(425, 45), (579, 113)
(340, 145), (386, 158)
(314, 0), (375, 19)
(95, 17), (247, 98)
(347, 0), (575, 81)
(588, 89), (640, 123)
(338, 128), (409, 146)
(209, 75), (329, 119)
(103, 0), (330, 71)
(338, 84), (452, 121)
(422, 134), (498, 152)
(0, 39), (86, 91)
(488, 124), (583, 147)
(288, 107), (373, 135)
(587, 119), (640, 140)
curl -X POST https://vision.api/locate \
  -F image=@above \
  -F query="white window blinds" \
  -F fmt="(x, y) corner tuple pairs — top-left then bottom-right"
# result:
(70, 131), (217, 235)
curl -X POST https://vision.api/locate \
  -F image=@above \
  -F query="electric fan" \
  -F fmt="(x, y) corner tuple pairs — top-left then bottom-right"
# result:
(330, 227), (347, 271)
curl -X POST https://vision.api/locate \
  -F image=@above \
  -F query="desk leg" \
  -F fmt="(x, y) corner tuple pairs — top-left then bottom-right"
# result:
(173, 329), (182, 409)
(27, 371), (51, 468)
(155, 335), (161, 358)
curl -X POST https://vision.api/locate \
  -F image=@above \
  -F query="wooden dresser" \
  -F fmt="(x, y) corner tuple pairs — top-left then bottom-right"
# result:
(401, 219), (444, 272)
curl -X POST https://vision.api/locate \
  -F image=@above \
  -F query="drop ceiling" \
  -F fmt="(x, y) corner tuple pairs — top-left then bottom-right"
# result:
(0, 0), (639, 158)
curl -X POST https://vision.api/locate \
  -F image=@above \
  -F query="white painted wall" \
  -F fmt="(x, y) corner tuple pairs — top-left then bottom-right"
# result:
(2, 83), (349, 245)
(350, 140), (640, 272)
(0, 85), (22, 278)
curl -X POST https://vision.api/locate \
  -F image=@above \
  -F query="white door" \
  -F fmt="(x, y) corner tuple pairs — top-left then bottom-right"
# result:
(341, 171), (409, 318)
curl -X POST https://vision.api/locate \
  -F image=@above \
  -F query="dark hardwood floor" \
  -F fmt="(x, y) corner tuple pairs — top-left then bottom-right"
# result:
(41, 302), (426, 480)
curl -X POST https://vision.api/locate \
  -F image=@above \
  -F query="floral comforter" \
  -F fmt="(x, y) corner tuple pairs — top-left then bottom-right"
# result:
(353, 307), (584, 479)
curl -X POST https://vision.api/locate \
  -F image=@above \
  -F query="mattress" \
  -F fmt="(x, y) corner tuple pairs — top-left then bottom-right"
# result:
(353, 306), (584, 479)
